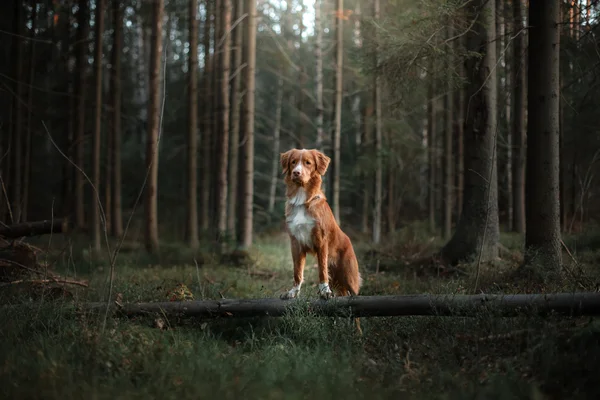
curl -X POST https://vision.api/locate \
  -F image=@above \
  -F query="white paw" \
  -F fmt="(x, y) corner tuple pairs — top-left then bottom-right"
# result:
(318, 283), (334, 300)
(280, 284), (301, 300)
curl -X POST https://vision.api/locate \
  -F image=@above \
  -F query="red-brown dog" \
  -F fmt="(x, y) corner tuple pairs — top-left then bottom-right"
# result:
(279, 148), (362, 301)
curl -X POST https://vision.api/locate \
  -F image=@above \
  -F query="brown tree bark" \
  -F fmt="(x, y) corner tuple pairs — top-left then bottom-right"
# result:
(91, 0), (105, 252)
(74, 0), (89, 230)
(111, 0), (123, 238)
(512, 0), (526, 234)
(217, 0), (232, 244)
(524, 0), (562, 272)
(372, 0), (382, 243)
(268, 76), (284, 215)
(11, 2), (24, 223)
(361, 105), (373, 234)
(440, 0), (499, 265)
(200, 0), (214, 234)
(455, 49), (465, 222)
(23, 0), (37, 223)
(227, 0), (244, 236)
(145, 0), (164, 253)
(427, 77), (437, 233)
(186, 0), (199, 250)
(442, 21), (454, 239)
(332, 0), (344, 225)
(315, 0), (324, 150)
(239, 0), (257, 249)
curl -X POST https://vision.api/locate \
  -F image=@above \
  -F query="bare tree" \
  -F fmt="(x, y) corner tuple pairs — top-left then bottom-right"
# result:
(216, 0), (232, 243)
(74, 0), (89, 230)
(315, 0), (324, 150)
(427, 75), (437, 233)
(372, 0), (382, 244)
(227, 0), (244, 235)
(10, 2), (24, 223)
(524, 0), (562, 271)
(332, 0), (344, 224)
(268, 76), (284, 215)
(22, 0), (38, 222)
(91, 0), (105, 252)
(187, 0), (199, 250)
(201, 0), (214, 233)
(512, 0), (526, 233)
(145, 0), (164, 253)
(440, 0), (499, 265)
(239, 0), (257, 249)
(442, 20), (454, 239)
(111, 0), (123, 238)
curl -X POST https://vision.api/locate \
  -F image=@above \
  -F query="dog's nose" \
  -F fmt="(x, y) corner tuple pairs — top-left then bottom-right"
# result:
(293, 170), (300, 177)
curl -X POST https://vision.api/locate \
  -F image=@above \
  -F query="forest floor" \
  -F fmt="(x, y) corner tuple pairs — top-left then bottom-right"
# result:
(1, 223), (600, 399)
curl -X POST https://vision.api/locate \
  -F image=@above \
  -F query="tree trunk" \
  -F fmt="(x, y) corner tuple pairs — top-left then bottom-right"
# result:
(427, 77), (437, 233)
(524, 0), (562, 272)
(268, 76), (284, 215)
(455, 51), (465, 222)
(145, 0), (163, 254)
(23, 0), (37, 223)
(511, 0), (526, 234)
(332, 0), (344, 225)
(186, 0), (199, 250)
(74, 0), (89, 230)
(227, 0), (244, 236)
(216, 0), (232, 244)
(91, 0), (105, 252)
(111, 0), (123, 238)
(76, 292), (600, 319)
(200, 0), (214, 234)
(372, 0), (382, 244)
(11, 2), (24, 223)
(239, 0), (257, 249)
(315, 0), (324, 150)
(443, 21), (454, 239)
(361, 105), (373, 234)
(440, 0), (499, 265)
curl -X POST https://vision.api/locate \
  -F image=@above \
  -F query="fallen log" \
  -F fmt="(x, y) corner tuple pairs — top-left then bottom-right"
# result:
(76, 292), (600, 319)
(0, 218), (71, 239)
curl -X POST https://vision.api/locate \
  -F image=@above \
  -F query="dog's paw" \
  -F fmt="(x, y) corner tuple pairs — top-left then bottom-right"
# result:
(280, 285), (301, 300)
(318, 283), (334, 300)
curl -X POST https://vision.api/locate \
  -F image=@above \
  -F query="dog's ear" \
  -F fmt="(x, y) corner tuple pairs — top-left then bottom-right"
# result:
(280, 150), (292, 175)
(312, 150), (331, 176)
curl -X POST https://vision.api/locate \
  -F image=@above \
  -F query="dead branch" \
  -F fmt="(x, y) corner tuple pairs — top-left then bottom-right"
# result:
(0, 218), (71, 239)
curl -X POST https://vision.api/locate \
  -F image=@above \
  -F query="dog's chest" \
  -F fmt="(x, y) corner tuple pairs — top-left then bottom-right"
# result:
(286, 191), (316, 247)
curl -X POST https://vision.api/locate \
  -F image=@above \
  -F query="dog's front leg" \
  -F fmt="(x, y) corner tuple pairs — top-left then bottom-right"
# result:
(281, 240), (305, 300)
(316, 247), (333, 300)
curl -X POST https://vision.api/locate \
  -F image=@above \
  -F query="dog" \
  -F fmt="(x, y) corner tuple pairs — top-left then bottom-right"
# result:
(278, 148), (362, 303)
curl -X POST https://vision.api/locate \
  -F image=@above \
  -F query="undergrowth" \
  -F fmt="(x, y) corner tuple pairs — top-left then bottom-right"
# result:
(1, 223), (600, 399)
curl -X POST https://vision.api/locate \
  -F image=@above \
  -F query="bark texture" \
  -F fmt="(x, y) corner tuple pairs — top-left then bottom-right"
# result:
(187, 0), (199, 250)
(332, 0), (344, 224)
(512, 0), (526, 234)
(440, 0), (499, 265)
(524, 0), (562, 271)
(217, 0), (232, 242)
(145, 0), (164, 253)
(239, 0), (257, 249)
(227, 0), (244, 235)
(91, 0), (105, 252)
(372, 0), (382, 244)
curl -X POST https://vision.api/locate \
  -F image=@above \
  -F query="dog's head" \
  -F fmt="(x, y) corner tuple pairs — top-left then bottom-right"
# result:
(280, 148), (331, 185)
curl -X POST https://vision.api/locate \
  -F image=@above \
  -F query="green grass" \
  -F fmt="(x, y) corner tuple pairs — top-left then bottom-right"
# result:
(2, 226), (600, 399)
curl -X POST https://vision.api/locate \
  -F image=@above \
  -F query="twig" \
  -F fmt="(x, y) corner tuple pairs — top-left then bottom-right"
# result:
(0, 278), (89, 288)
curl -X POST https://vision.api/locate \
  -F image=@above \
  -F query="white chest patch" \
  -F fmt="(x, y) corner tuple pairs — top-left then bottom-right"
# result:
(286, 190), (316, 248)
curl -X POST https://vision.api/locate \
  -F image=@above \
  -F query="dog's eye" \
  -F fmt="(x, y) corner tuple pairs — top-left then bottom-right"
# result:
(291, 160), (296, 164)
(305, 160), (311, 165)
